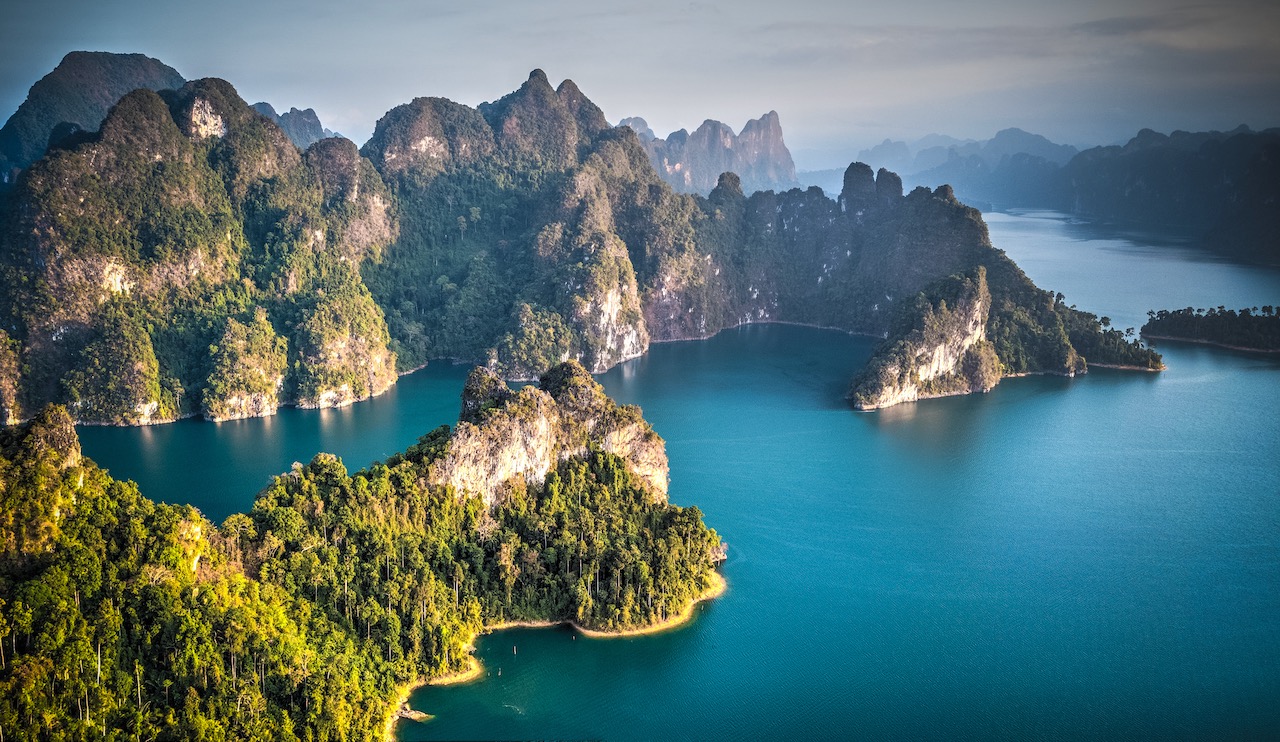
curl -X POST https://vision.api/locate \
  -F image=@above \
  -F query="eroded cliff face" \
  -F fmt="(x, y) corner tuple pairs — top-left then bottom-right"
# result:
(429, 363), (668, 508)
(849, 269), (1001, 410)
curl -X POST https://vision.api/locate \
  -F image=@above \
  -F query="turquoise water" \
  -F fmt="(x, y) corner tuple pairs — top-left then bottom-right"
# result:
(77, 213), (1280, 739)
(78, 364), (472, 522)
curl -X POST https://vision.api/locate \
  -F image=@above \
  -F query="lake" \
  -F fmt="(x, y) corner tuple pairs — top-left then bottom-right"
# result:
(79, 211), (1280, 740)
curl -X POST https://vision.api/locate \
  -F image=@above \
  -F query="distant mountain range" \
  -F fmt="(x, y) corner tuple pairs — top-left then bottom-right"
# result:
(801, 125), (1280, 264)
(620, 112), (798, 195)
(0, 52), (184, 181)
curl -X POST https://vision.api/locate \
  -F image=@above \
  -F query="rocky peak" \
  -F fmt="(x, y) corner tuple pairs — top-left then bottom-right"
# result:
(164, 78), (252, 140)
(711, 171), (744, 200)
(840, 161), (877, 213)
(556, 78), (609, 139)
(479, 70), (583, 167)
(619, 116), (656, 142)
(876, 167), (903, 207)
(252, 102), (328, 149)
(628, 110), (798, 195)
(539, 360), (608, 419)
(96, 88), (188, 161)
(460, 366), (513, 424)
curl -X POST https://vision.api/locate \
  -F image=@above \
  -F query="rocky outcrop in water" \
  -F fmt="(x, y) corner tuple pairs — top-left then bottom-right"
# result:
(429, 362), (668, 508)
(849, 269), (1000, 409)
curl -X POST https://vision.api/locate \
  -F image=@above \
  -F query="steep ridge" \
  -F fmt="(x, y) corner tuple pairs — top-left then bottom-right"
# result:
(849, 269), (1000, 409)
(1, 65), (1160, 420)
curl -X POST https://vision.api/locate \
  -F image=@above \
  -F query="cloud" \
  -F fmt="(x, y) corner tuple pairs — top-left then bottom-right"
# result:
(2, 0), (1278, 165)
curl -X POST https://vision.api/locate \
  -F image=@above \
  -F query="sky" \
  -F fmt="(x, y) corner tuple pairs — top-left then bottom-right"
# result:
(3, 0), (1279, 170)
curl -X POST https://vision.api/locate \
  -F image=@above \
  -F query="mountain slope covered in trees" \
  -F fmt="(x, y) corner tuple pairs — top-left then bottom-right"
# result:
(0, 62), (1161, 422)
(0, 77), (398, 424)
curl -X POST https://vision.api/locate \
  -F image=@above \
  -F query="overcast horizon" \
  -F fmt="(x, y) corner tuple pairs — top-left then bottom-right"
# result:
(4, 0), (1279, 171)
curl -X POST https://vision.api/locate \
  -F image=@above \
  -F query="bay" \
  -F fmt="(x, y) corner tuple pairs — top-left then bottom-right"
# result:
(77, 211), (1280, 740)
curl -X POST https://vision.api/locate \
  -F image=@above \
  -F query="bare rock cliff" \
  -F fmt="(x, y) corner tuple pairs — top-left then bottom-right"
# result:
(429, 363), (668, 508)
(850, 268), (1001, 410)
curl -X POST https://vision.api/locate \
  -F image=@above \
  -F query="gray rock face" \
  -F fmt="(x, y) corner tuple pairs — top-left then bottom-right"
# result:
(430, 362), (669, 508)
(620, 111), (798, 195)
(251, 102), (329, 149)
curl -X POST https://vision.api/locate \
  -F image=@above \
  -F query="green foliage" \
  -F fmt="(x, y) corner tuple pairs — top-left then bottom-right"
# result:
(1142, 306), (1280, 351)
(496, 304), (578, 380)
(0, 78), (399, 424)
(1060, 305), (1163, 368)
(0, 330), (19, 423)
(61, 301), (171, 425)
(203, 308), (289, 420)
(0, 393), (721, 739)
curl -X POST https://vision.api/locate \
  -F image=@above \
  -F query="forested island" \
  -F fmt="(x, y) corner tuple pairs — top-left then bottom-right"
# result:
(1142, 306), (1280, 352)
(0, 361), (725, 739)
(0, 53), (1163, 426)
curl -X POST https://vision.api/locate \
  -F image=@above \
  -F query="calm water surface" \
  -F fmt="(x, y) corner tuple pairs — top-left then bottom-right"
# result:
(79, 212), (1280, 740)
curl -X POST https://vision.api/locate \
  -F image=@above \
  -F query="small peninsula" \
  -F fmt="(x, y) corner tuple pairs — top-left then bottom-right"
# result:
(0, 362), (725, 740)
(1142, 306), (1280, 352)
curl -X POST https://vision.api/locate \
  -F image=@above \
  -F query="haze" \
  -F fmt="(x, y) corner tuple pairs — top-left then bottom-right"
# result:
(3, 0), (1278, 170)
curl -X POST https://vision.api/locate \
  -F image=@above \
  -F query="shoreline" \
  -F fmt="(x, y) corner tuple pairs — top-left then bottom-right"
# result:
(426, 654), (484, 686)
(572, 571), (727, 638)
(1142, 333), (1280, 354)
(650, 319), (881, 346)
(69, 383), (399, 428)
(60, 322), (877, 429)
(481, 571), (727, 640)
(385, 570), (727, 740)
(382, 676), (436, 740)
(1088, 362), (1165, 371)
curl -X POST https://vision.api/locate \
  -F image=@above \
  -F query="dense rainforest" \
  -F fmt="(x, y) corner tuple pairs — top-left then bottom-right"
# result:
(1142, 306), (1280, 351)
(0, 55), (1161, 427)
(0, 362), (723, 740)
